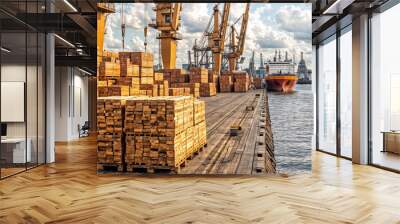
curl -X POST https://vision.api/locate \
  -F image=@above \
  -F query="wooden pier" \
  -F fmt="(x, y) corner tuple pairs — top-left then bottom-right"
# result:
(180, 89), (276, 175)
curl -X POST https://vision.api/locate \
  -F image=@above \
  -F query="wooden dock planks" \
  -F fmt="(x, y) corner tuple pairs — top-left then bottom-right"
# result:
(180, 89), (275, 175)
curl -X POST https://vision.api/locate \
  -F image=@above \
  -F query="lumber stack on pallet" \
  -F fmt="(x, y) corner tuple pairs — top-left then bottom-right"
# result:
(97, 96), (130, 171)
(162, 69), (189, 84)
(233, 72), (250, 92)
(171, 83), (200, 98)
(200, 83), (216, 97)
(189, 68), (208, 83)
(123, 96), (206, 172)
(98, 51), (172, 97)
(219, 75), (233, 92)
(98, 86), (130, 97)
(169, 87), (190, 96)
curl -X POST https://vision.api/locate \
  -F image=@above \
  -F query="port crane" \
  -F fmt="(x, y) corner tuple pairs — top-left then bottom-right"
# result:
(149, 3), (182, 69)
(209, 3), (230, 75)
(191, 3), (230, 72)
(227, 3), (250, 72)
(97, 3), (115, 67)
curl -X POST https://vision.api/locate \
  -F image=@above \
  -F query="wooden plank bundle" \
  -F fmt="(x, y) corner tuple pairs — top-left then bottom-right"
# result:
(169, 87), (190, 96)
(154, 72), (164, 82)
(130, 52), (154, 67)
(171, 83), (200, 97)
(193, 99), (205, 125)
(98, 86), (130, 97)
(99, 61), (120, 77)
(254, 77), (262, 89)
(219, 75), (233, 92)
(189, 68), (208, 83)
(162, 69), (189, 84)
(208, 70), (218, 83)
(200, 83), (216, 97)
(124, 96), (192, 169)
(233, 72), (249, 92)
(97, 96), (131, 170)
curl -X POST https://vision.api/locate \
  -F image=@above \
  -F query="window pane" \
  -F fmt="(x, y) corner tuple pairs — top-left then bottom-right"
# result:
(318, 37), (337, 154)
(371, 4), (400, 171)
(340, 29), (352, 158)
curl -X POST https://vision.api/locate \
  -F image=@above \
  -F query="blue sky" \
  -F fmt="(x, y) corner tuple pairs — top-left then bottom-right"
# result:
(104, 3), (312, 68)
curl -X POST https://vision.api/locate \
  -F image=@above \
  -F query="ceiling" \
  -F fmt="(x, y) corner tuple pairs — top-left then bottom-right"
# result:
(0, 0), (97, 74)
(311, 0), (390, 44)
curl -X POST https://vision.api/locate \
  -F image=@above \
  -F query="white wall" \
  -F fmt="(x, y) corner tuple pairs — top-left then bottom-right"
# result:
(54, 67), (89, 141)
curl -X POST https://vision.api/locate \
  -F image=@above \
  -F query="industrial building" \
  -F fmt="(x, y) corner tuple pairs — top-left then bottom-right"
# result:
(0, 0), (399, 223)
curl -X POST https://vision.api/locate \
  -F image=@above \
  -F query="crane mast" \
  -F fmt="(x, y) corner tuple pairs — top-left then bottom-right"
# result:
(97, 3), (115, 67)
(209, 3), (230, 76)
(227, 3), (250, 72)
(149, 3), (182, 69)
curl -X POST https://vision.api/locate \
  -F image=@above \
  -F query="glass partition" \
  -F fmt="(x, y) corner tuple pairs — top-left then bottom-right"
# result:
(0, 1), (46, 179)
(317, 35), (337, 154)
(371, 4), (400, 171)
(339, 27), (352, 158)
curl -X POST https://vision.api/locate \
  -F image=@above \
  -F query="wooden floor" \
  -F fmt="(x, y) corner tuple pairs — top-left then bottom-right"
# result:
(0, 135), (400, 223)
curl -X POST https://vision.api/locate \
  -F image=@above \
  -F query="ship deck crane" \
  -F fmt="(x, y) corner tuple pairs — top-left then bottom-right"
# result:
(149, 3), (182, 69)
(227, 3), (250, 72)
(97, 3), (115, 67)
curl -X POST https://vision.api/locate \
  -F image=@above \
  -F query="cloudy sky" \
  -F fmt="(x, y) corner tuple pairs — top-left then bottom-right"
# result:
(104, 3), (312, 69)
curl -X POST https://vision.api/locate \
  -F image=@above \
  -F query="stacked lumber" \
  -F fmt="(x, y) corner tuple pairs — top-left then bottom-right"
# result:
(99, 61), (120, 77)
(98, 86), (130, 97)
(140, 67), (154, 85)
(254, 77), (262, 89)
(200, 83), (216, 97)
(171, 83), (200, 97)
(169, 87), (191, 96)
(124, 96), (206, 171)
(233, 72), (249, 92)
(98, 51), (177, 97)
(97, 96), (129, 171)
(193, 99), (207, 152)
(208, 70), (218, 84)
(154, 72), (164, 82)
(219, 75), (233, 92)
(155, 80), (169, 96)
(139, 84), (158, 97)
(189, 68), (208, 83)
(162, 69), (189, 84)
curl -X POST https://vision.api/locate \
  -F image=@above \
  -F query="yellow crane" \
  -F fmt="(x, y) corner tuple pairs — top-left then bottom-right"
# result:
(97, 3), (115, 67)
(227, 3), (250, 72)
(209, 3), (230, 76)
(149, 3), (182, 69)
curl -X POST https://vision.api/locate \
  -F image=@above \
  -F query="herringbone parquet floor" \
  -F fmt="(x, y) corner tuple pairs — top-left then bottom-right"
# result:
(1, 137), (400, 223)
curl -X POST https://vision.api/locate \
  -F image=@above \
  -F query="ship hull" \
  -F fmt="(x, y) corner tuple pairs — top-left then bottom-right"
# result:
(265, 76), (298, 93)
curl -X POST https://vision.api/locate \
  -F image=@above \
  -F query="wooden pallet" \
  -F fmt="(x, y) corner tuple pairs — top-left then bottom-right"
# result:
(97, 163), (124, 173)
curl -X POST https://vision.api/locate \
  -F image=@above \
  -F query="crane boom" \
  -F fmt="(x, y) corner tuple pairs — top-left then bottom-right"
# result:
(219, 3), (230, 51)
(227, 3), (250, 72)
(210, 3), (230, 76)
(237, 3), (249, 56)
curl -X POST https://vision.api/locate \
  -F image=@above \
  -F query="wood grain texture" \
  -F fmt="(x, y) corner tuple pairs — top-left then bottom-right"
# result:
(0, 135), (400, 223)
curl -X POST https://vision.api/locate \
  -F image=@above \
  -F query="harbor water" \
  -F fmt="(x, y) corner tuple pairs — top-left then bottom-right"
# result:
(268, 84), (314, 174)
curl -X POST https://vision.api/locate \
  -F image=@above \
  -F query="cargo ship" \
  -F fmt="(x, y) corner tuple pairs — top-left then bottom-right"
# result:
(265, 51), (298, 93)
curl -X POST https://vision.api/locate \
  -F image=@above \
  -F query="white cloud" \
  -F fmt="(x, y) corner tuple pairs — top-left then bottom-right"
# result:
(104, 3), (312, 68)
